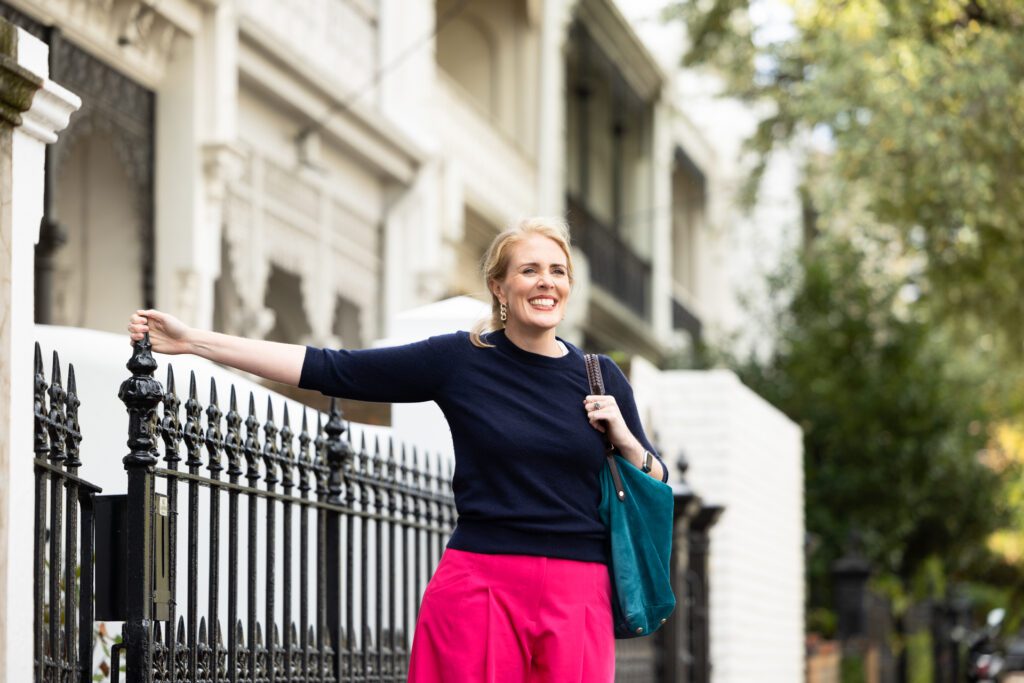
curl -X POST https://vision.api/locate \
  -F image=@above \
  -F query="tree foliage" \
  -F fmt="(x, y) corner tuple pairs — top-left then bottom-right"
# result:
(735, 235), (1008, 605)
(665, 0), (1024, 343)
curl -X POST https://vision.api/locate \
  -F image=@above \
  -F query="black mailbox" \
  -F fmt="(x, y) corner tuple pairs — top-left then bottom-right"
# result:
(95, 493), (170, 621)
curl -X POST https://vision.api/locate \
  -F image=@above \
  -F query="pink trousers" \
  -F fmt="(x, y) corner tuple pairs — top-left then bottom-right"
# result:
(407, 548), (615, 683)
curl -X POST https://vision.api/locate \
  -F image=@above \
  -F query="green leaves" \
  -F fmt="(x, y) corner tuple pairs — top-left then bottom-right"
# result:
(667, 0), (1024, 342)
(735, 235), (1006, 604)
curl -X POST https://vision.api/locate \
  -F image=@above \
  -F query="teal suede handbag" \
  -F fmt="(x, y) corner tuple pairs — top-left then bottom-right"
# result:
(585, 354), (676, 639)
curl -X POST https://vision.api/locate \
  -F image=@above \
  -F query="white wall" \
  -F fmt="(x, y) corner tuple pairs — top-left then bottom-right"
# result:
(632, 363), (805, 683)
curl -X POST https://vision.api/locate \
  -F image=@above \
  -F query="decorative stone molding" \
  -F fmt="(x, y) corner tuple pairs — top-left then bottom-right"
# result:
(0, 20), (41, 127)
(20, 78), (80, 144)
(5, 0), (203, 86)
(202, 141), (245, 200)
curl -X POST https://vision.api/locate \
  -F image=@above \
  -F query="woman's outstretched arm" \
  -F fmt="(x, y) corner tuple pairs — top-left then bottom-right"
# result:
(128, 309), (307, 386)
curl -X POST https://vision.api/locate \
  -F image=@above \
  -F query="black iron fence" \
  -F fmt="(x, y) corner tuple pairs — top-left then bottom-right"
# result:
(31, 334), (719, 683)
(33, 343), (101, 683)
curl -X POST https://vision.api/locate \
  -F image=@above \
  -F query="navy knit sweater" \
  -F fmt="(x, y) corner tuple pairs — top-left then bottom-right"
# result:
(299, 329), (667, 564)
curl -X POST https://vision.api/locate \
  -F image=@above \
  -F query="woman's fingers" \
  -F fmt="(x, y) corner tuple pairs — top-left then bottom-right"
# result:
(584, 395), (622, 435)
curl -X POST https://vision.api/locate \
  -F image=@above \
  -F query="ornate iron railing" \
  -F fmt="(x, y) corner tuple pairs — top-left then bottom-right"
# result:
(33, 343), (101, 683)
(113, 334), (455, 682)
(567, 195), (652, 320)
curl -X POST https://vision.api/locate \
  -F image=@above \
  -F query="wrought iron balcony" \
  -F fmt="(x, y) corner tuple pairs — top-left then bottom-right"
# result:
(672, 295), (703, 343)
(567, 196), (651, 320)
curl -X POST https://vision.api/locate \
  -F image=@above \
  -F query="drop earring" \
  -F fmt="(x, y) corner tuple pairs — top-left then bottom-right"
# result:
(500, 302), (507, 323)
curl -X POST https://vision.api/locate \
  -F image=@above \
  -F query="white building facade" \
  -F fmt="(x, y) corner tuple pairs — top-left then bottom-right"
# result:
(1, 0), (802, 366)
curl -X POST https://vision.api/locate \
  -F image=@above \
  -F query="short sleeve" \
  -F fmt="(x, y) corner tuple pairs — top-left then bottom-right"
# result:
(600, 355), (669, 483)
(299, 333), (461, 403)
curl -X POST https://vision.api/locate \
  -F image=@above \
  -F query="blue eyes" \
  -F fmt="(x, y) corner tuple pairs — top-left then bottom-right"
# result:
(523, 268), (566, 276)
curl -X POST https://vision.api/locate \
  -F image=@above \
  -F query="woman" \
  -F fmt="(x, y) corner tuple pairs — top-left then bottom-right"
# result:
(128, 217), (667, 682)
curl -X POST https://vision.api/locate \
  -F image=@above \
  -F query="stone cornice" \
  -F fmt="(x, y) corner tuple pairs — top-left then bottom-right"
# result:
(0, 19), (41, 127)
(21, 77), (81, 143)
(0, 52), (41, 127)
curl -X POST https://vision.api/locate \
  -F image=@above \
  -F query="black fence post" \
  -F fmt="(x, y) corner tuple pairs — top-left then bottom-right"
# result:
(324, 398), (352, 680)
(661, 455), (702, 683)
(688, 505), (724, 683)
(118, 333), (163, 683)
(833, 534), (872, 683)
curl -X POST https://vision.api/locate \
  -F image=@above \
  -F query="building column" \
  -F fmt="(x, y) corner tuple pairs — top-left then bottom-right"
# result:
(651, 99), (675, 342)
(0, 20), (79, 683)
(155, 2), (241, 330)
(535, 0), (575, 214)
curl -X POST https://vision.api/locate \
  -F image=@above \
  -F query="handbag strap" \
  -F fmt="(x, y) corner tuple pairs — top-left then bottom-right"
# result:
(584, 354), (626, 503)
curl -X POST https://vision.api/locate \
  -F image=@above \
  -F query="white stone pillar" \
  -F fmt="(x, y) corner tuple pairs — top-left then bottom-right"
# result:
(650, 99), (675, 341)
(0, 23), (79, 683)
(381, 161), (444, 338)
(535, 0), (576, 214)
(156, 3), (241, 330)
(378, 0), (438, 150)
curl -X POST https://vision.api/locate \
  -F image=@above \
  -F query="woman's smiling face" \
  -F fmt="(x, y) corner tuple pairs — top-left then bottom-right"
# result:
(491, 234), (571, 335)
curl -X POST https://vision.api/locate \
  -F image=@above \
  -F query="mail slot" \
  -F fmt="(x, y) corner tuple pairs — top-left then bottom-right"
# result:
(95, 493), (170, 621)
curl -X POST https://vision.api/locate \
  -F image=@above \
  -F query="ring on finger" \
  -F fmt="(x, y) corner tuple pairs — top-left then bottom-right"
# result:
(594, 401), (602, 410)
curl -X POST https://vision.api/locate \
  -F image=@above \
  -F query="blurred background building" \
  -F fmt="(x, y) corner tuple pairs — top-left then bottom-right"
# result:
(2, 0), (801, 363)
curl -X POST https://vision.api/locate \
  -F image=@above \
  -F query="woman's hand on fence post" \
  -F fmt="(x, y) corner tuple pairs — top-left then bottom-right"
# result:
(129, 308), (307, 386)
(128, 309), (193, 355)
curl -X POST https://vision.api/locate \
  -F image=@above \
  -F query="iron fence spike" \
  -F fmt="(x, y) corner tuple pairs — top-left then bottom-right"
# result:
(189, 370), (197, 398)
(230, 384), (237, 410)
(50, 349), (62, 386)
(34, 341), (43, 374)
(177, 616), (187, 644)
(209, 376), (218, 406)
(199, 616), (208, 644)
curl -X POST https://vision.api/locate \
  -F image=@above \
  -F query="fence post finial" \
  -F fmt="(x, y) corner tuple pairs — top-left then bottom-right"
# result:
(119, 332), (162, 466)
(324, 398), (350, 504)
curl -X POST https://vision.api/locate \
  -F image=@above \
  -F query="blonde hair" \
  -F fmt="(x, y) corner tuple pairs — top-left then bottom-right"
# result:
(470, 217), (575, 348)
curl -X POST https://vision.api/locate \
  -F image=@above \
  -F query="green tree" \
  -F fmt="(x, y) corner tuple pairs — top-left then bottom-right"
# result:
(665, 0), (1024, 343)
(735, 235), (1006, 605)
